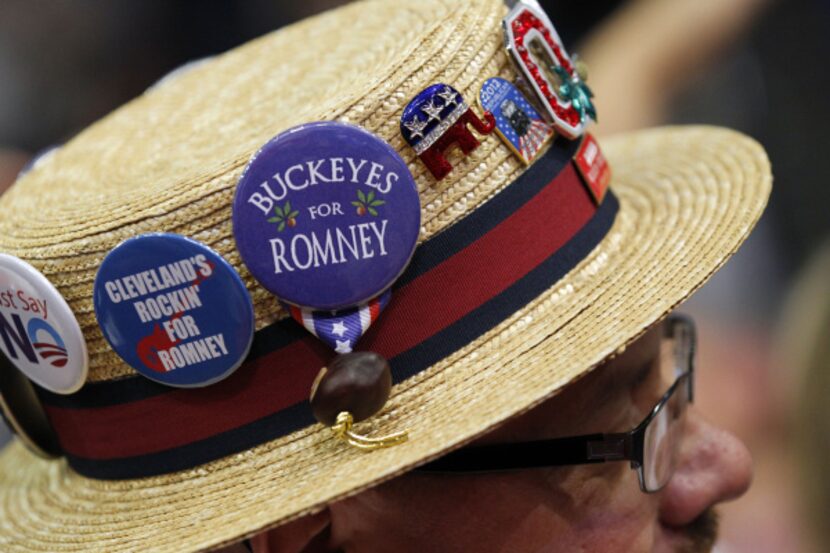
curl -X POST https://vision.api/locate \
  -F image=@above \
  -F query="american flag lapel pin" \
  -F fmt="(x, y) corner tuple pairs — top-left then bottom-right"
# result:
(479, 77), (553, 165)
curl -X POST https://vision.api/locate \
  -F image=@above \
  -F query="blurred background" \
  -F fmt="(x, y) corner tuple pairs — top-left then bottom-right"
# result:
(0, 1), (828, 551)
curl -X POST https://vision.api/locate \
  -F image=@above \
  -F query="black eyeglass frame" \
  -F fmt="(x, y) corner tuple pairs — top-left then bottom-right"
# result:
(416, 315), (696, 493)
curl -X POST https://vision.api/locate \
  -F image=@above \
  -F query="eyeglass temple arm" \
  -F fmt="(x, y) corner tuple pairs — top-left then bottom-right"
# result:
(586, 432), (631, 461)
(416, 432), (634, 473)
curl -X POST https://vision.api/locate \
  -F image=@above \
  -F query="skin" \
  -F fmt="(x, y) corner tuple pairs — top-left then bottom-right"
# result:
(247, 320), (753, 553)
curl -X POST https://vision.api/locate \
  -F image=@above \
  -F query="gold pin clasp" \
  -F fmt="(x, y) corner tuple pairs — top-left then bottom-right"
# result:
(331, 411), (408, 451)
(310, 352), (409, 451)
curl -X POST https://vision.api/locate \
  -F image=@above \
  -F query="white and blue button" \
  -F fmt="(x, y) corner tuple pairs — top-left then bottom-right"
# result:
(93, 234), (255, 388)
(0, 254), (88, 394)
(232, 122), (421, 311)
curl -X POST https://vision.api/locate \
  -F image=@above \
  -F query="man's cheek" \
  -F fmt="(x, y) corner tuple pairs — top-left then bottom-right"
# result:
(575, 497), (658, 553)
(554, 467), (659, 552)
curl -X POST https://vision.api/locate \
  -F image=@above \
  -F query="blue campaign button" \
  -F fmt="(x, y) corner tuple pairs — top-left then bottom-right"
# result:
(232, 122), (421, 310)
(93, 234), (255, 388)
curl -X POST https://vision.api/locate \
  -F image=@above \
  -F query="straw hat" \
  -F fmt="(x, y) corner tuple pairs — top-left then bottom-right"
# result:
(0, 0), (771, 551)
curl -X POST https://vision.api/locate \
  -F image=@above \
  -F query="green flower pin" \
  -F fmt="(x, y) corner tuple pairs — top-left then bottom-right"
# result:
(267, 201), (300, 232)
(352, 190), (385, 216)
(553, 64), (597, 124)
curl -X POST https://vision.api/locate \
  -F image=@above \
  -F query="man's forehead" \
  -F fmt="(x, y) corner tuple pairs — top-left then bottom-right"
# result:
(603, 322), (664, 374)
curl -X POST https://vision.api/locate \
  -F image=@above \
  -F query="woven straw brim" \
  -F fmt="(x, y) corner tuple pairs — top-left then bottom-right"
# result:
(0, 125), (771, 551)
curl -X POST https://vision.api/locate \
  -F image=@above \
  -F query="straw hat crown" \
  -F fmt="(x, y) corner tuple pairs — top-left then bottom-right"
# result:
(0, 0), (521, 382)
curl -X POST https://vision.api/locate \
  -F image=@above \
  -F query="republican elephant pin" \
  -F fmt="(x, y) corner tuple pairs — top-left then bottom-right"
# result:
(400, 84), (496, 181)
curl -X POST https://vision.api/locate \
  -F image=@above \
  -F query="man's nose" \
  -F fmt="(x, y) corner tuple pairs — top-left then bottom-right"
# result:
(658, 408), (753, 527)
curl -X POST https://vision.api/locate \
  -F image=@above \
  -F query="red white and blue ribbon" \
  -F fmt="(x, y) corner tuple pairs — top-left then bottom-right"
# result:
(287, 291), (391, 354)
(36, 139), (619, 479)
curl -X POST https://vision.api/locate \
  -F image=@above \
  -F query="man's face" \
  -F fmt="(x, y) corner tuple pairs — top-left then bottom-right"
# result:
(251, 321), (752, 553)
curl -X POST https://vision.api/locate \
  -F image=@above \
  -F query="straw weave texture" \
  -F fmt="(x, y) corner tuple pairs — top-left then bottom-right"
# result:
(0, 0), (521, 382)
(0, 0), (771, 550)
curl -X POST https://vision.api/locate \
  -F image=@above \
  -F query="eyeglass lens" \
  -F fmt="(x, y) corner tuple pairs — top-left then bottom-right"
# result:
(641, 320), (694, 492)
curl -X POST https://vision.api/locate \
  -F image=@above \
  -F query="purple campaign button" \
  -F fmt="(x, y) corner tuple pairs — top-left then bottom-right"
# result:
(232, 122), (421, 311)
(93, 234), (255, 388)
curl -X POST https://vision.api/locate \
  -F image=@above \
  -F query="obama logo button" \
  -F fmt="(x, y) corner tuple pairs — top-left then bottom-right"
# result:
(93, 234), (255, 388)
(0, 254), (88, 394)
(232, 122), (421, 311)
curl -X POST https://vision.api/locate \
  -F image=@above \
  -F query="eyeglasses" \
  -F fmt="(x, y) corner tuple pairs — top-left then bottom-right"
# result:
(417, 315), (696, 493)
